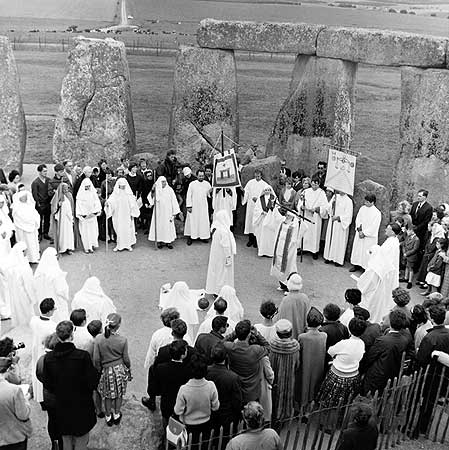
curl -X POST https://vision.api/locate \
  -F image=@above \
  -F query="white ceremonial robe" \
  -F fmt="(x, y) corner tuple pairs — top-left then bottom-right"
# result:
(242, 178), (270, 235)
(358, 236), (400, 323)
(78, 216), (98, 251)
(15, 229), (40, 263)
(30, 316), (56, 403)
(350, 205), (382, 269)
(253, 197), (284, 257)
(324, 194), (353, 265)
(212, 188), (237, 223)
(297, 187), (328, 253)
(55, 197), (74, 253)
(0, 258), (11, 321)
(76, 178), (101, 252)
(184, 180), (212, 239)
(7, 263), (35, 328)
(148, 185), (180, 243)
(0, 212), (13, 258)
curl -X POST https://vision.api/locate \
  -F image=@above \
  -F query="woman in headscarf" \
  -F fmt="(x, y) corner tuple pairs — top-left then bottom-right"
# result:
(76, 177), (101, 253)
(12, 190), (40, 263)
(160, 281), (199, 342)
(71, 276), (116, 324)
(206, 209), (237, 295)
(105, 177), (140, 252)
(205, 285), (244, 323)
(148, 176), (180, 249)
(34, 247), (69, 323)
(6, 242), (36, 327)
(0, 193), (14, 258)
(51, 182), (75, 255)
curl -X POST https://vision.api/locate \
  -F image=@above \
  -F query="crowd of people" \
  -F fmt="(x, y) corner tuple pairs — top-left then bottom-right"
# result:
(2, 154), (449, 450)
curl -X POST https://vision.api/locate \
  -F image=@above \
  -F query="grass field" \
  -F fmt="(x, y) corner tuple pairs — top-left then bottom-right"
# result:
(16, 50), (400, 190)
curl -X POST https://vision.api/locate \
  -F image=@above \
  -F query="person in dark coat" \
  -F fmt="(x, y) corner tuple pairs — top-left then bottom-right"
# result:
(195, 316), (227, 364)
(410, 189), (433, 265)
(206, 343), (242, 436)
(31, 164), (51, 240)
(41, 321), (100, 450)
(353, 306), (381, 358)
(361, 310), (414, 395)
(156, 150), (177, 185)
(335, 403), (378, 450)
(140, 169), (154, 234)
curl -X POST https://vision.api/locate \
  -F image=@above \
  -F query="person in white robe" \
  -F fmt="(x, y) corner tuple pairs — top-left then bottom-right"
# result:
(324, 190), (353, 266)
(71, 276), (116, 323)
(0, 193), (14, 258)
(6, 242), (36, 327)
(253, 187), (284, 257)
(212, 187), (236, 223)
(242, 169), (270, 247)
(357, 223), (401, 323)
(76, 178), (101, 253)
(34, 247), (70, 323)
(105, 177), (140, 252)
(51, 182), (75, 255)
(148, 176), (180, 248)
(12, 190), (40, 263)
(184, 170), (212, 244)
(206, 210), (236, 295)
(161, 281), (199, 342)
(30, 299), (56, 403)
(350, 194), (382, 271)
(205, 285), (244, 323)
(297, 176), (328, 258)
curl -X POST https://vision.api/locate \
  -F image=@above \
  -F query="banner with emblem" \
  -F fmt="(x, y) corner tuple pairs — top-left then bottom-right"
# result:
(324, 148), (357, 196)
(212, 149), (241, 188)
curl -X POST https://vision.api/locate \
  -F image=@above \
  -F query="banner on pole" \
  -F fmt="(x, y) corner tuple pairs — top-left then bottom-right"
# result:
(324, 148), (356, 196)
(212, 149), (241, 188)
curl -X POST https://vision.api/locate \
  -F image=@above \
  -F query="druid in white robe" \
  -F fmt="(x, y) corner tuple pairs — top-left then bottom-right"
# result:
(242, 176), (270, 235)
(253, 189), (284, 257)
(206, 210), (237, 295)
(358, 235), (400, 323)
(205, 285), (244, 323)
(0, 194), (14, 259)
(212, 187), (237, 223)
(148, 176), (180, 244)
(72, 276), (116, 324)
(76, 178), (101, 252)
(297, 186), (328, 253)
(105, 177), (140, 251)
(34, 247), (70, 323)
(324, 193), (353, 265)
(184, 179), (212, 240)
(51, 182), (75, 254)
(30, 314), (56, 403)
(6, 242), (36, 328)
(12, 190), (40, 263)
(350, 204), (382, 269)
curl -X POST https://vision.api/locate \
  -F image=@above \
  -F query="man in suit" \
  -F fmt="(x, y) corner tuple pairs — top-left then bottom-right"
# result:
(195, 316), (228, 364)
(361, 310), (414, 395)
(410, 189), (433, 263)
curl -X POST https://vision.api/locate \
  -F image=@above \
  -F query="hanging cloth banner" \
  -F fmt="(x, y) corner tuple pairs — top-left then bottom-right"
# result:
(324, 148), (357, 196)
(212, 149), (241, 188)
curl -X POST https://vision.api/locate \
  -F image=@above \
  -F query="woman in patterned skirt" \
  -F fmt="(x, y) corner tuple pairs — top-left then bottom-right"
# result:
(93, 313), (131, 427)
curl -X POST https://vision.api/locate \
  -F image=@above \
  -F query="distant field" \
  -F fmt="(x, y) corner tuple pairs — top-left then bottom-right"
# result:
(16, 50), (400, 190)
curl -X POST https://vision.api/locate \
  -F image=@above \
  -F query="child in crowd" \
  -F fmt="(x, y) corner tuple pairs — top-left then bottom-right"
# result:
(88, 319), (104, 418)
(93, 313), (131, 426)
(423, 238), (448, 296)
(402, 225), (420, 289)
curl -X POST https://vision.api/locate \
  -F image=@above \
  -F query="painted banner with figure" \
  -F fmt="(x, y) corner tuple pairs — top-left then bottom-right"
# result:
(212, 149), (241, 188)
(324, 148), (357, 196)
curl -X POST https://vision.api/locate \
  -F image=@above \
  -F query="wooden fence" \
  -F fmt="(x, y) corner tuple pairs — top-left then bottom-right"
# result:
(167, 363), (449, 450)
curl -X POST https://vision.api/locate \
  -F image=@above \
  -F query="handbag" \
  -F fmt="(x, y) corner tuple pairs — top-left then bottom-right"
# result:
(166, 416), (188, 447)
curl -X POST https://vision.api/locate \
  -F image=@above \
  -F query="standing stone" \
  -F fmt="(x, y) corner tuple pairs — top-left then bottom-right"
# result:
(346, 179), (390, 261)
(266, 56), (357, 176)
(0, 37), (26, 174)
(393, 67), (449, 205)
(168, 46), (238, 169)
(53, 37), (135, 168)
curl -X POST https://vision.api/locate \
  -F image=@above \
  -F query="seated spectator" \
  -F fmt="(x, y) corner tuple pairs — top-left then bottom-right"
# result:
(339, 289), (362, 328)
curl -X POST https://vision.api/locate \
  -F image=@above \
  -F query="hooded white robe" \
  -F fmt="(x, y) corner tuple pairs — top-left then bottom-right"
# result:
(34, 247), (70, 323)
(76, 178), (101, 252)
(105, 178), (140, 250)
(184, 179), (212, 239)
(0, 194), (14, 258)
(205, 285), (244, 323)
(148, 176), (180, 244)
(212, 187), (237, 223)
(350, 204), (382, 269)
(51, 184), (75, 254)
(71, 276), (116, 324)
(242, 178), (270, 235)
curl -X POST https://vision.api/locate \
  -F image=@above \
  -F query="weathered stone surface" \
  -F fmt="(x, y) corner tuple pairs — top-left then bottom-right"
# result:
(266, 56), (357, 176)
(131, 151), (161, 167)
(317, 27), (447, 67)
(393, 67), (449, 205)
(197, 18), (323, 54)
(168, 45), (238, 169)
(346, 179), (390, 260)
(53, 37), (135, 168)
(0, 37), (26, 173)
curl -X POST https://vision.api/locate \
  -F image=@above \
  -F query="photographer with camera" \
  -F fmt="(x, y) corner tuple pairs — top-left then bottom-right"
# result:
(0, 337), (32, 449)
